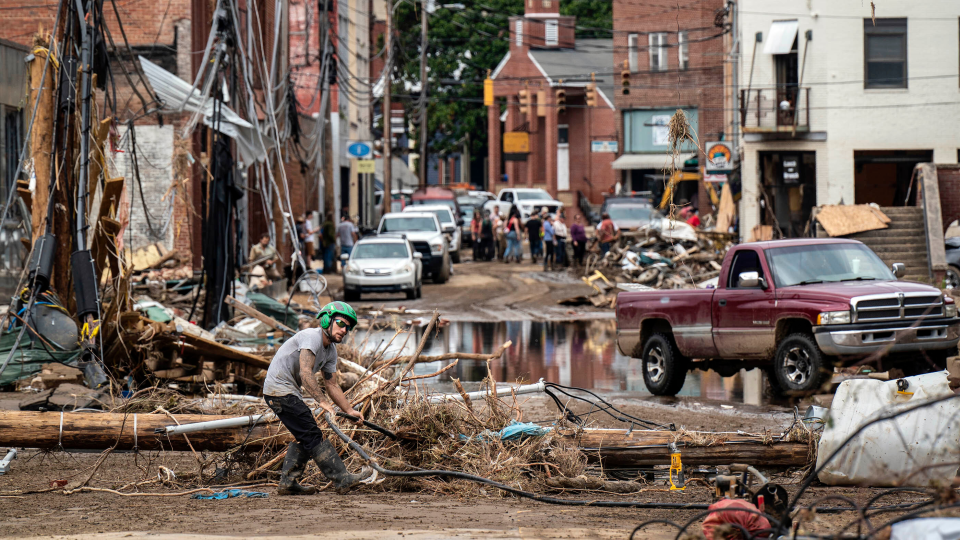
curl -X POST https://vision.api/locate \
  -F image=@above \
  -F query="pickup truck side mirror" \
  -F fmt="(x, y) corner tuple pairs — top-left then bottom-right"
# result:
(414, 252), (423, 259)
(891, 262), (905, 278)
(340, 254), (349, 262)
(738, 271), (767, 289)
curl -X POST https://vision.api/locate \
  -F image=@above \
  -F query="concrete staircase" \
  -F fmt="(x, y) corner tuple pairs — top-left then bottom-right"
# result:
(818, 206), (931, 283)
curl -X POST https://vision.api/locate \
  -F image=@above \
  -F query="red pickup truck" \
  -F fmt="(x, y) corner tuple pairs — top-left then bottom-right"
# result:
(616, 238), (960, 396)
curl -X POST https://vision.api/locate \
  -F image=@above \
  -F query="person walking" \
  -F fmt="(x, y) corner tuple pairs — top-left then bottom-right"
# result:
(554, 213), (569, 268)
(494, 213), (506, 261)
(337, 214), (359, 258)
(570, 214), (588, 267)
(503, 208), (523, 263)
(525, 211), (542, 264)
(542, 211), (556, 271)
(470, 209), (482, 261)
(320, 213), (338, 274)
(480, 210), (494, 261)
(597, 212), (619, 256)
(263, 301), (373, 495)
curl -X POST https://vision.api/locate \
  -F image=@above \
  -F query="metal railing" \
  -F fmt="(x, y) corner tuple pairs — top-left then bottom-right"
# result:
(739, 87), (810, 132)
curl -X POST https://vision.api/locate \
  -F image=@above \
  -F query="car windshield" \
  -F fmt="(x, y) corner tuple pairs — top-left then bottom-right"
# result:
(607, 205), (658, 222)
(412, 199), (456, 212)
(765, 243), (895, 287)
(422, 209), (454, 224)
(381, 217), (438, 233)
(516, 191), (552, 201)
(353, 243), (408, 259)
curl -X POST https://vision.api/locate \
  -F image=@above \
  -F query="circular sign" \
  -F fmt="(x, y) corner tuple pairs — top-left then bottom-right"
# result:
(347, 141), (372, 158)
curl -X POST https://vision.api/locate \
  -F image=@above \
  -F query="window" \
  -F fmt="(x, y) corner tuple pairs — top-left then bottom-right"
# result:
(545, 20), (558, 46)
(542, 0), (551, 7)
(864, 18), (907, 88)
(628, 34), (639, 72)
(678, 31), (689, 70)
(728, 250), (765, 289)
(649, 33), (667, 71)
(558, 124), (569, 144)
(515, 19), (523, 46)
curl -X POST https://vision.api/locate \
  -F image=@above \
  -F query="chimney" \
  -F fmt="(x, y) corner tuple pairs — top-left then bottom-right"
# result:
(510, 0), (575, 50)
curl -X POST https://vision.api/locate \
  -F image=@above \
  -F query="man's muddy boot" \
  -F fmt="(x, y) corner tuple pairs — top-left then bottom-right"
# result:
(311, 440), (373, 493)
(277, 442), (318, 495)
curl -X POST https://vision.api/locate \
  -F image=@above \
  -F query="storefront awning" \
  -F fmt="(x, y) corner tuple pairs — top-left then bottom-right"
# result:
(611, 153), (695, 170)
(764, 20), (799, 55)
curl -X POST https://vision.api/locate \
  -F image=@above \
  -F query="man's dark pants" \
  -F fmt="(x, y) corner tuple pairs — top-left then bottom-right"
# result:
(265, 394), (324, 452)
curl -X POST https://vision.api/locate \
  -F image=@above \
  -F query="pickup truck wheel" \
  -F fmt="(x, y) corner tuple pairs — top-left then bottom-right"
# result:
(772, 333), (827, 395)
(451, 250), (461, 264)
(433, 257), (450, 284)
(641, 333), (688, 396)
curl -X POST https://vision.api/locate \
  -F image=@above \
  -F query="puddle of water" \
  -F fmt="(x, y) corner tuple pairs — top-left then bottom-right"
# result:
(354, 320), (744, 401)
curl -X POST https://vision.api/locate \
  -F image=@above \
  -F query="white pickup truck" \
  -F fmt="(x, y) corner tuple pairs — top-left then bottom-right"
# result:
(483, 188), (564, 223)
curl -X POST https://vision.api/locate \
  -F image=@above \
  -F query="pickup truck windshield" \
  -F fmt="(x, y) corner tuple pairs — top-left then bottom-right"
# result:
(381, 217), (438, 233)
(419, 209), (454, 224)
(516, 191), (553, 201)
(353, 243), (409, 259)
(766, 243), (895, 287)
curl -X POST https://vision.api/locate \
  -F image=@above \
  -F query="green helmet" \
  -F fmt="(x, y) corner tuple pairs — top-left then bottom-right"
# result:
(317, 301), (358, 330)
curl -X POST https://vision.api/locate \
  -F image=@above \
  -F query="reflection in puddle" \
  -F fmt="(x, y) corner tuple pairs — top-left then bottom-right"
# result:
(356, 320), (744, 401)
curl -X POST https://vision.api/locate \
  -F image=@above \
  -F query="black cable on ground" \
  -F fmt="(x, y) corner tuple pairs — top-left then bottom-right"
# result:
(543, 382), (672, 430)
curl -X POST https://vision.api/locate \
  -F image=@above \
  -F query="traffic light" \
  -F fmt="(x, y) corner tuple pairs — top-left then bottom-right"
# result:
(555, 88), (566, 114)
(518, 88), (530, 116)
(585, 82), (597, 108)
(621, 60), (630, 95)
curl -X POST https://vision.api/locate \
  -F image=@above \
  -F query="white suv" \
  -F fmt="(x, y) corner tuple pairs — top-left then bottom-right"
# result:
(341, 235), (422, 301)
(376, 212), (451, 283)
(403, 204), (462, 263)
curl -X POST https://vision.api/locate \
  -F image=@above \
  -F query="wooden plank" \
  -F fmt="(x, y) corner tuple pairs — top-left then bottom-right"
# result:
(87, 118), (113, 216)
(93, 216), (122, 281)
(17, 187), (31, 209)
(97, 177), (124, 219)
(716, 182), (735, 232)
(815, 204), (889, 237)
(149, 318), (272, 370)
(0, 411), (291, 451)
(28, 42), (55, 244)
(225, 295), (296, 336)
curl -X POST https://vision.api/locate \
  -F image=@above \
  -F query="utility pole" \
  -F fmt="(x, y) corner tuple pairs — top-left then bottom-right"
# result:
(418, 0), (428, 188)
(382, 0), (393, 203)
(730, 0), (739, 147)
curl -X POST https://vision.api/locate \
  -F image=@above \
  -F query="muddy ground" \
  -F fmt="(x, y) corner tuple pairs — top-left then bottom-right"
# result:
(0, 393), (938, 539)
(322, 255), (612, 322)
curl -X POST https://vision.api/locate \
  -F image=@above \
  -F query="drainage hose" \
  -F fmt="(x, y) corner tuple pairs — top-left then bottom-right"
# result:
(323, 412), (711, 510)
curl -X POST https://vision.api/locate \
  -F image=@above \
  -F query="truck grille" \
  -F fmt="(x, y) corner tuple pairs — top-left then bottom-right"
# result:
(852, 293), (943, 322)
(412, 241), (433, 262)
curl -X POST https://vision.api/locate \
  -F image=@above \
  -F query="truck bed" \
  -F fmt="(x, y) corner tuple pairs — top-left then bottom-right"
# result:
(616, 289), (715, 357)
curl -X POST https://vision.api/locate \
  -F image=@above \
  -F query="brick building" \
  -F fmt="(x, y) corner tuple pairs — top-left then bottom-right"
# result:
(611, 0), (726, 215)
(487, 0), (617, 207)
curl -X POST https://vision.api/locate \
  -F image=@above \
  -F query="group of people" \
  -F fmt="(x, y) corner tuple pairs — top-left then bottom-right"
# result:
(251, 212), (361, 285)
(469, 208), (590, 270)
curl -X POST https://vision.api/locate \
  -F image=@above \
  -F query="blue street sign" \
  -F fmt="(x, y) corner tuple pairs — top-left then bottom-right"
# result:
(347, 141), (373, 158)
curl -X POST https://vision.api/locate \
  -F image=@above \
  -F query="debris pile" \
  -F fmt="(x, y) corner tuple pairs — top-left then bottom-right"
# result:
(563, 228), (736, 307)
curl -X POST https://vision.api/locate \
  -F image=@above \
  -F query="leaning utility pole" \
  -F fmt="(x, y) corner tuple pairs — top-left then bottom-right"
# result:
(382, 0), (393, 203)
(418, 0), (428, 188)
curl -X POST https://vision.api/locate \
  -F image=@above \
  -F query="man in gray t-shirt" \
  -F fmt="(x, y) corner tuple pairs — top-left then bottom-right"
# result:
(337, 216), (359, 255)
(263, 301), (371, 495)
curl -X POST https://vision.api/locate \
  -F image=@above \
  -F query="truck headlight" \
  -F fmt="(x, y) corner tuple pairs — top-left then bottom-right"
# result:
(346, 263), (361, 276)
(818, 310), (851, 325)
(430, 242), (444, 255)
(945, 303), (957, 318)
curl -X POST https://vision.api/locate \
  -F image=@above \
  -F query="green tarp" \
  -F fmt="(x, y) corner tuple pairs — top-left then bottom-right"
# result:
(246, 292), (300, 329)
(0, 330), (81, 387)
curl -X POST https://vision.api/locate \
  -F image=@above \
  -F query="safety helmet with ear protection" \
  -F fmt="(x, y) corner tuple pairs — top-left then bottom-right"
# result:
(317, 301), (358, 330)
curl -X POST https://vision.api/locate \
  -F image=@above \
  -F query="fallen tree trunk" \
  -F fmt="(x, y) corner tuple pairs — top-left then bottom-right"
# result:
(584, 442), (811, 467)
(0, 411), (291, 452)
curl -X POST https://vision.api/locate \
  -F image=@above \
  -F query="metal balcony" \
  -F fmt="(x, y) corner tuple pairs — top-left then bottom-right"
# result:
(739, 87), (810, 134)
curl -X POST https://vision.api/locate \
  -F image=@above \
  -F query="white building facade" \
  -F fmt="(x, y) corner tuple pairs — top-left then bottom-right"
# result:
(737, 0), (960, 240)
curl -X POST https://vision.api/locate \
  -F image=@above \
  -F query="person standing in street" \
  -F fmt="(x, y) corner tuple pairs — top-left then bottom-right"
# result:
(553, 213), (569, 267)
(597, 212), (619, 256)
(542, 211), (556, 271)
(250, 232), (283, 280)
(304, 211), (317, 268)
(494, 212), (506, 261)
(337, 214), (360, 258)
(470, 210), (482, 261)
(570, 214), (588, 267)
(320, 213), (338, 274)
(686, 207), (701, 227)
(525, 212), (542, 264)
(480, 210), (494, 261)
(263, 301), (372, 495)
(503, 208), (522, 263)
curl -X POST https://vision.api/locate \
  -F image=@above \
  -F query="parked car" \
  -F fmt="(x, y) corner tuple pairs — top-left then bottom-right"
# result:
(616, 238), (960, 396)
(483, 188), (563, 223)
(341, 235), (422, 301)
(403, 205), (462, 263)
(944, 237), (960, 289)
(376, 212), (450, 283)
(456, 195), (486, 246)
(602, 199), (663, 232)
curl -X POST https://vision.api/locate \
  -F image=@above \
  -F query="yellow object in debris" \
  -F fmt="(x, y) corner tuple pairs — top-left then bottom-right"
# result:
(669, 443), (685, 491)
(582, 271), (612, 294)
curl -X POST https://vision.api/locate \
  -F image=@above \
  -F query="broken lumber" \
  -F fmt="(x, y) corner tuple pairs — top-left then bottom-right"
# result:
(225, 295), (296, 336)
(0, 411), (291, 451)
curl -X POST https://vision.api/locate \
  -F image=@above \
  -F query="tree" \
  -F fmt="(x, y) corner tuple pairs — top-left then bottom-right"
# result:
(561, 1), (613, 39)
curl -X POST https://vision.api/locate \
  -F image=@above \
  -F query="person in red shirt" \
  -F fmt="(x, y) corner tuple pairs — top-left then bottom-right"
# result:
(686, 208), (701, 227)
(597, 213), (619, 255)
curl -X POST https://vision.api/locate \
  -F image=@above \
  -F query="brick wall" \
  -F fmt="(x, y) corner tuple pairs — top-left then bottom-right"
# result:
(113, 124), (176, 250)
(938, 165), (960, 233)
